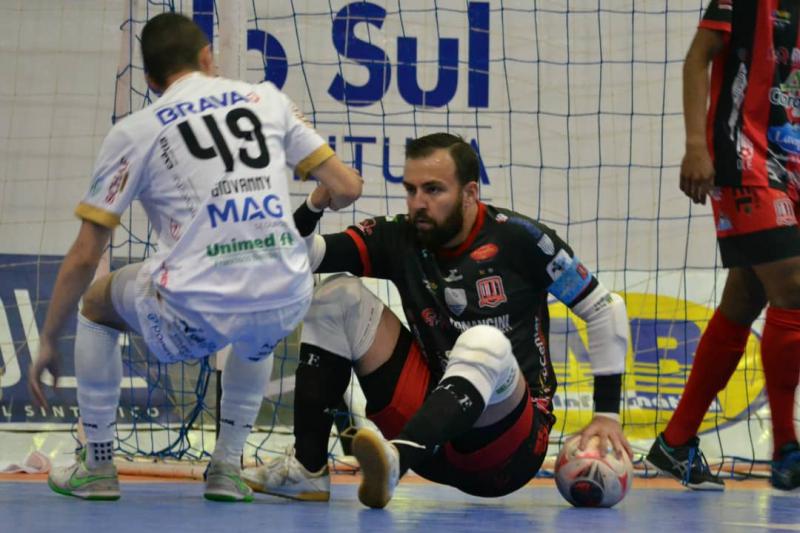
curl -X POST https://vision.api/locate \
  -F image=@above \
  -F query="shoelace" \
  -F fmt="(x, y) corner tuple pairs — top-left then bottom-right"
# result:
(265, 447), (297, 479)
(683, 446), (714, 486)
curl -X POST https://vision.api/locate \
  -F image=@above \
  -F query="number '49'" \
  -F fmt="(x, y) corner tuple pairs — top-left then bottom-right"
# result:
(177, 108), (270, 171)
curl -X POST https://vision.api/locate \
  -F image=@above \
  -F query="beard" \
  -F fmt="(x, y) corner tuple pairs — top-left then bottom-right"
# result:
(411, 198), (464, 249)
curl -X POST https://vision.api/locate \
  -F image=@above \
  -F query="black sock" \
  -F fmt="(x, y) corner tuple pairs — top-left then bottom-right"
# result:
(394, 376), (485, 475)
(294, 344), (352, 472)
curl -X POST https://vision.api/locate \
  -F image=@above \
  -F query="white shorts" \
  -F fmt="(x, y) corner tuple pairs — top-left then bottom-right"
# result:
(110, 262), (311, 364)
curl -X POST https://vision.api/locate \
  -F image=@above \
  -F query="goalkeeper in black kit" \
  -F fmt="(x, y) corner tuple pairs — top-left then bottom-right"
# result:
(244, 133), (633, 508)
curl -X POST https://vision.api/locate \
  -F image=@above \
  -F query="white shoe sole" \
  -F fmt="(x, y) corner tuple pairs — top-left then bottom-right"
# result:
(352, 430), (393, 509)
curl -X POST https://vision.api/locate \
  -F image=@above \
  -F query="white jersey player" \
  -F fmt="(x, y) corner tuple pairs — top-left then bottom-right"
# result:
(29, 12), (362, 503)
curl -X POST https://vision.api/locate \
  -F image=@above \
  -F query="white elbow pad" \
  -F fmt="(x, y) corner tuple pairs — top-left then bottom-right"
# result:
(569, 285), (628, 375)
(305, 234), (326, 272)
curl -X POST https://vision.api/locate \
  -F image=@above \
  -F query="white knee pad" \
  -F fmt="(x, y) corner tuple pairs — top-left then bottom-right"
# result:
(443, 325), (519, 406)
(300, 274), (384, 362)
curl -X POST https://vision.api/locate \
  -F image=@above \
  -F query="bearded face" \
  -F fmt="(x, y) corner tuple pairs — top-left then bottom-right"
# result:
(410, 192), (465, 249)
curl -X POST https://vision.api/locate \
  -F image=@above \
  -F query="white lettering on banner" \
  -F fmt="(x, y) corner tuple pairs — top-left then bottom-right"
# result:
(0, 300), (21, 388)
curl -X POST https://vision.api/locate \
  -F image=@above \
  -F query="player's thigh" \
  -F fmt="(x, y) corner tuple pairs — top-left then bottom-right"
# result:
(228, 296), (312, 362)
(711, 186), (800, 307)
(95, 262), (144, 331)
(416, 390), (553, 497)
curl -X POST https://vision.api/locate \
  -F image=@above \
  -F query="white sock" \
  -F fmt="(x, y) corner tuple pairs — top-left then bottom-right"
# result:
(75, 314), (122, 448)
(211, 353), (272, 466)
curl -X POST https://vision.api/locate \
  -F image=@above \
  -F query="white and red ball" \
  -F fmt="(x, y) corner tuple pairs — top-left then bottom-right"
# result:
(554, 436), (633, 508)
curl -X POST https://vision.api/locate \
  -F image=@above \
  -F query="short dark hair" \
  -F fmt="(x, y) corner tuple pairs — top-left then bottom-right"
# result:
(405, 133), (479, 186)
(141, 12), (210, 88)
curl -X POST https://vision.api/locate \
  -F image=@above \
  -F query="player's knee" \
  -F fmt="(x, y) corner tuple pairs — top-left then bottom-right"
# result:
(80, 276), (117, 326)
(301, 274), (384, 361)
(450, 325), (513, 366)
(446, 325), (516, 404)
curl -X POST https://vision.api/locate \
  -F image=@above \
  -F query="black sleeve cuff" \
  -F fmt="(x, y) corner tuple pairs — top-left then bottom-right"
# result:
(593, 373), (622, 414)
(294, 201), (324, 237)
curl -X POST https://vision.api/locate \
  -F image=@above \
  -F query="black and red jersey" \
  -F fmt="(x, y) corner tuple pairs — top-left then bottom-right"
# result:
(316, 202), (598, 400)
(703, 0), (800, 188)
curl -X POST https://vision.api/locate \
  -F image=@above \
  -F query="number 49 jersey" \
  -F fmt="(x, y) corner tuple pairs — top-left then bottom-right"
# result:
(77, 73), (333, 312)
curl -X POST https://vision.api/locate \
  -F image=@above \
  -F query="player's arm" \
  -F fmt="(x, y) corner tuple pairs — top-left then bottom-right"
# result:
(293, 185), (393, 276)
(523, 221), (631, 457)
(29, 220), (111, 407)
(567, 280), (632, 458)
(276, 86), (362, 210)
(681, 23), (727, 204)
(30, 125), (139, 407)
(306, 155), (362, 211)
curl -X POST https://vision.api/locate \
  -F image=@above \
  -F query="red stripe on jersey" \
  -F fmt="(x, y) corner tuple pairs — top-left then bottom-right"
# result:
(437, 201), (487, 259)
(699, 20), (731, 33)
(345, 228), (373, 277)
(740, 0), (776, 186)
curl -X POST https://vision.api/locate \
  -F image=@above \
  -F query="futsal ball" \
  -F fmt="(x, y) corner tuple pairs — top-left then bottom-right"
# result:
(554, 436), (633, 508)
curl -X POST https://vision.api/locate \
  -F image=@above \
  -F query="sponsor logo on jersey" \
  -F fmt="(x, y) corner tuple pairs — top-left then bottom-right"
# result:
(775, 197), (797, 226)
(508, 217), (543, 239)
(421, 308), (439, 327)
(768, 123), (800, 154)
(422, 277), (438, 292)
(470, 243), (499, 262)
(444, 287), (467, 316)
(105, 158), (130, 204)
(155, 90), (251, 126)
(442, 269), (463, 282)
(736, 131), (754, 170)
(773, 9), (792, 27)
(770, 70), (800, 120)
(495, 213), (508, 223)
(206, 232), (296, 265)
(548, 293), (765, 440)
(206, 194), (284, 228)
(169, 218), (182, 240)
(537, 234), (555, 255)
(449, 313), (511, 333)
(716, 212), (733, 232)
(476, 275), (507, 308)
(356, 218), (377, 235)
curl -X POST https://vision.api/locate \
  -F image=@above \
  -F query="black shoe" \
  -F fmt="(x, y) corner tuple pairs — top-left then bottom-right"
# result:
(771, 441), (800, 491)
(646, 433), (724, 490)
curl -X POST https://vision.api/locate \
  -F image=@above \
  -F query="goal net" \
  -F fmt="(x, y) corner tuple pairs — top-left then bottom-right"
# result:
(0, 0), (786, 478)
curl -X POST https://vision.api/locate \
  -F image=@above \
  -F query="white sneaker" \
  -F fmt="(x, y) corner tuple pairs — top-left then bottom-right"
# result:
(48, 448), (120, 501)
(352, 428), (400, 509)
(204, 460), (254, 503)
(242, 447), (330, 501)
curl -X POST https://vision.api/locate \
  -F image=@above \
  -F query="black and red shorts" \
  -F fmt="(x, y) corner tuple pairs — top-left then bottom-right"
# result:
(710, 185), (800, 267)
(363, 330), (554, 498)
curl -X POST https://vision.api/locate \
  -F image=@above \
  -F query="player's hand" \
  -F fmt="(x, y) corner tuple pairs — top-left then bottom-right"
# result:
(29, 338), (61, 408)
(679, 145), (715, 205)
(577, 414), (632, 459)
